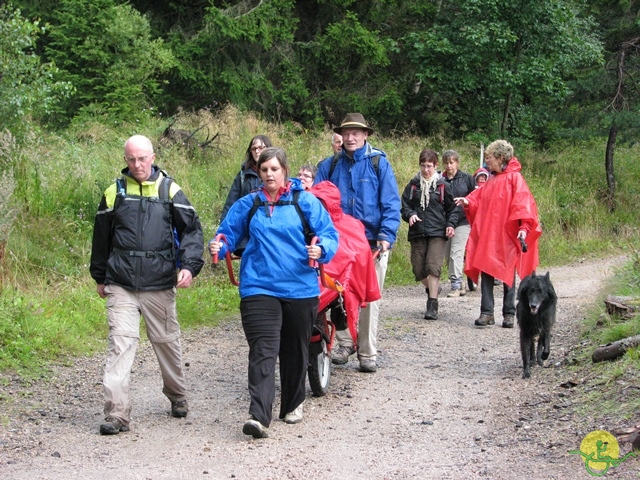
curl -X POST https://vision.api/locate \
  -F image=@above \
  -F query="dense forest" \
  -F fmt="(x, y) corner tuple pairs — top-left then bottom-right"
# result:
(3, 0), (640, 145)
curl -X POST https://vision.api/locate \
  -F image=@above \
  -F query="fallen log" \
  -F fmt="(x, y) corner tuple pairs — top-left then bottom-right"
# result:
(592, 334), (640, 362)
(605, 295), (640, 318)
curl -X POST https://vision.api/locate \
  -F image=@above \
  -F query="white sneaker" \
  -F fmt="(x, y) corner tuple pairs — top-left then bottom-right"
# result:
(284, 403), (304, 424)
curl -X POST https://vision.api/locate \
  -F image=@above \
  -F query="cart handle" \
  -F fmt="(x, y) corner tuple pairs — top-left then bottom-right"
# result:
(372, 244), (382, 261)
(309, 236), (337, 290)
(211, 233), (239, 286)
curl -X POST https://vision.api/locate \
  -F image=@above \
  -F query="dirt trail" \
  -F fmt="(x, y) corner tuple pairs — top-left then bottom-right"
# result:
(1, 255), (637, 479)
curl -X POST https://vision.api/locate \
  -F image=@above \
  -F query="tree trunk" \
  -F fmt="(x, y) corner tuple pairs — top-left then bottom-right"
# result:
(500, 92), (512, 138)
(605, 123), (617, 211)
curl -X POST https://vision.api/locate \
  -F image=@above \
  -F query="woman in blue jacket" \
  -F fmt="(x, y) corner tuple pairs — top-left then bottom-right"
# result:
(209, 147), (338, 439)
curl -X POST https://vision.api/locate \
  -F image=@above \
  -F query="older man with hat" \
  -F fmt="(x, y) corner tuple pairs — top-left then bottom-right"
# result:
(315, 113), (401, 373)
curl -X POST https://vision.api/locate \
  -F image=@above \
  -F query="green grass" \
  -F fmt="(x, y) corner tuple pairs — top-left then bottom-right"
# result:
(565, 247), (640, 421)
(1, 106), (639, 377)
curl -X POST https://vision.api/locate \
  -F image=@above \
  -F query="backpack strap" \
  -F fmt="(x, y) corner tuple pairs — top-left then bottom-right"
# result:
(246, 190), (314, 244)
(371, 154), (380, 176)
(327, 152), (341, 179)
(159, 174), (173, 202)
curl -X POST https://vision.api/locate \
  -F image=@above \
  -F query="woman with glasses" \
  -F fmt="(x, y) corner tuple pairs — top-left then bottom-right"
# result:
(401, 149), (458, 320)
(297, 163), (317, 190)
(220, 135), (272, 255)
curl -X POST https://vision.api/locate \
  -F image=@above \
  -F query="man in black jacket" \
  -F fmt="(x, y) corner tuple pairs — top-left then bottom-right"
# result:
(90, 135), (204, 435)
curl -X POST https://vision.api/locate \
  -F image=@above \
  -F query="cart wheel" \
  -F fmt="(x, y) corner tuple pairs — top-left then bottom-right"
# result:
(308, 338), (331, 397)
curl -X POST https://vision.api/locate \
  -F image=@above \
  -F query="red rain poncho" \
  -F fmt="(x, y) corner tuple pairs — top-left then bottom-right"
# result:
(463, 158), (541, 287)
(311, 181), (381, 343)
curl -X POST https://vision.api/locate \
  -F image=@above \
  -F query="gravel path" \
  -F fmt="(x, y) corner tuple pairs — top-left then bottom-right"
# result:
(1, 255), (636, 479)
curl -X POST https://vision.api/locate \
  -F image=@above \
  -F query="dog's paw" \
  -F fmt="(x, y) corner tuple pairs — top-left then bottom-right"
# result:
(522, 370), (531, 379)
(541, 351), (550, 361)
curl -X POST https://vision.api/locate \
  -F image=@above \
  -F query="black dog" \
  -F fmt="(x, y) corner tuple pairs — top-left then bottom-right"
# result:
(516, 271), (557, 379)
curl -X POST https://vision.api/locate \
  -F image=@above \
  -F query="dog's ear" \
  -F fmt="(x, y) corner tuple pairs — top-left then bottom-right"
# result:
(544, 271), (551, 280)
(531, 271), (537, 278)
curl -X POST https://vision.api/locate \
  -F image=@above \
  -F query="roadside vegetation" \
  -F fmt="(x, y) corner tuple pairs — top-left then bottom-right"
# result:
(568, 250), (640, 422)
(0, 107), (639, 380)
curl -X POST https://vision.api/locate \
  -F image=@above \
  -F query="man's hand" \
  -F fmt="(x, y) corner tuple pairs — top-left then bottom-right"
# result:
(177, 269), (193, 288)
(377, 240), (391, 253)
(97, 284), (107, 298)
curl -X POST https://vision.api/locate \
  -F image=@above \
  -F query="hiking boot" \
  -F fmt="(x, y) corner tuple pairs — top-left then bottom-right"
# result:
(424, 298), (438, 320)
(99, 417), (130, 435)
(331, 345), (355, 365)
(502, 315), (515, 328)
(243, 418), (269, 438)
(359, 359), (377, 373)
(284, 403), (304, 424)
(474, 314), (495, 327)
(171, 400), (189, 418)
(447, 288), (461, 298)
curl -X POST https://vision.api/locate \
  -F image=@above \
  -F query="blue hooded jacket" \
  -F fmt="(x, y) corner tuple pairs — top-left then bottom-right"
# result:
(315, 142), (400, 246)
(214, 178), (338, 299)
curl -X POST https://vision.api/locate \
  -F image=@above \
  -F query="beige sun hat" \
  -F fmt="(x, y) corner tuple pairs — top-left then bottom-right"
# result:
(333, 113), (374, 135)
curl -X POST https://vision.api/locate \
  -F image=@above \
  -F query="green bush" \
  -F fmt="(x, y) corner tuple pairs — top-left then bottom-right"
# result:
(0, 4), (73, 139)
(45, 0), (174, 123)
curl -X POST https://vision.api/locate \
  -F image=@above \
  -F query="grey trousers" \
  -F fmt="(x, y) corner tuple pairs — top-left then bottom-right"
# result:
(102, 285), (187, 426)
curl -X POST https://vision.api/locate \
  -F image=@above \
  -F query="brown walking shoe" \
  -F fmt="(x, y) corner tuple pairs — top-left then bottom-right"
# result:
(474, 314), (495, 327)
(100, 417), (130, 435)
(171, 400), (189, 418)
(502, 315), (515, 328)
(331, 345), (355, 365)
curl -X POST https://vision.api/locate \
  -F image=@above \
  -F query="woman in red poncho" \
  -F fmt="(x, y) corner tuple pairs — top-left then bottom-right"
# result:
(455, 140), (541, 328)
(310, 181), (381, 344)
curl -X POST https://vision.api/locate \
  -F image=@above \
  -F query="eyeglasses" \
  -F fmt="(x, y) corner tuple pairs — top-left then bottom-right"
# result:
(298, 173), (313, 179)
(251, 145), (266, 152)
(125, 155), (151, 163)
(420, 164), (435, 169)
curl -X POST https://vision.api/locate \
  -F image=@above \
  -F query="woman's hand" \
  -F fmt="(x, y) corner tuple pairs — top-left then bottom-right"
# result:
(306, 244), (322, 261)
(454, 197), (468, 207)
(517, 229), (527, 240)
(209, 240), (222, 256)
(409, 214), (421, 226)
(446, 226), (455, 238)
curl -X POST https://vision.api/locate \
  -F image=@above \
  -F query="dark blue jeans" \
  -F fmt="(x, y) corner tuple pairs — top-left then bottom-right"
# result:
(240, 295), (317, 427)
(480, 271), (516, 317)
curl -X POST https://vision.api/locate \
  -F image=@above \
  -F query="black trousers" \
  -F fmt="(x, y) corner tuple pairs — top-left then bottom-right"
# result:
(480, 271), (516, 316)
(240, 295), (318, 427)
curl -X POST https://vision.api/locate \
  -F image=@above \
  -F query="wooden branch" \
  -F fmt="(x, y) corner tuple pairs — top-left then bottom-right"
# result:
(592, 334), (640, 363)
